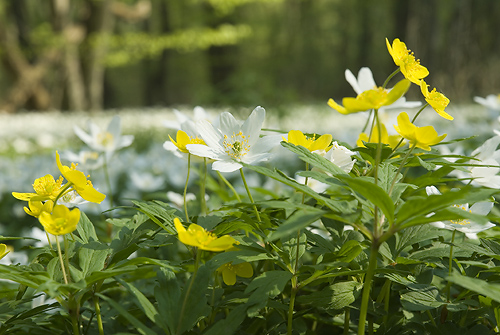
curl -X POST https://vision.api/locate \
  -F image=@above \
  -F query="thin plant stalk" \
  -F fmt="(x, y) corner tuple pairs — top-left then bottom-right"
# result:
(239, 169), (261, 222)
(343, 308), (351, 335)
(93, 294), (104, 335)
(216, 171), (242, 202)
(358, 242), (380, 335)
(200, 158), (207, 215)
(183, 153), (192, 222)
(388, 144), (416, 197)
(381, 68), (401, 89)
(64, 235), (71, 282)
(56, 236), (68, 285)
(176, 249), (201, 335)
(447, 229), (457, 301)
(102, 154), (113, 208)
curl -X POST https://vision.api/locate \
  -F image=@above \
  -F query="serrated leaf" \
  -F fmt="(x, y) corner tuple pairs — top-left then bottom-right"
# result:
(281, 141), (347, 176)
(400, 285), (444, 311)
(296, 281), (362, 309)
(266, 208), (325, 241)
(244, 271), (293, 316)
(75, 212), (98, 244)
(336, 174), (394, 225)
(446, 271), (500, 304)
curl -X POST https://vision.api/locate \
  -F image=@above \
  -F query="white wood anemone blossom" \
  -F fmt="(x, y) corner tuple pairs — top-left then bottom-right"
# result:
(73, 115), (134, 159)
(425, 186), (495, 238)
(186, 106), (280, 173)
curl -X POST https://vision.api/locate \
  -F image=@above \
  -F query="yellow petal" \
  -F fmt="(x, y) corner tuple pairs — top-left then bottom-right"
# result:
(287, 130), (307, 147)
(328, 98), (348, 114)
(205, 235), (238, 252)
(309, 134), (332, 152)
(234, 262), (253, 278)
(386, 79), (411, 106)
(222, 266), (237, 285)
(342, 97), (375, 113)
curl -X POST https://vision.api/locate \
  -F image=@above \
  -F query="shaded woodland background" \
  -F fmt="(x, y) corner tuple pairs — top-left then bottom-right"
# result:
(1, 0), (499, 113)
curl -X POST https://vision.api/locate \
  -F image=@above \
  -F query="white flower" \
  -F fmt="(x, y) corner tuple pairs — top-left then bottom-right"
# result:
(62, 150), (103, 170)
(324, 141), (356, 173)
(474, 94), (500, 111)
(425, 186), (494, 238)
(468, 132), (500, 188)
(129, 171), (165, 192)
(74, 115), (134, 159)
(345, 67), (422, 111)
(186, 106), (280, 173)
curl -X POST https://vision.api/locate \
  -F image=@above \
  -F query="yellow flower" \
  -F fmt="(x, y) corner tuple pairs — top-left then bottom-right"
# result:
(217, 262), (254, 285)
(174, 218), (237, 252)
(0, 244), (10, 261)
(12, 174), (64, 202)
(393, 112), (446, 151)
(328, 79), (411, 114)
(357, 122), (402, 149)
(284, 130), (332, 152)
(24, 200), (54, 218)
(386, 38), (429, 84)
(420, 80), (452, 120)
(38, 205), (81, 236)
(56, 151), (106, 204)
(168, 130), (206, 154)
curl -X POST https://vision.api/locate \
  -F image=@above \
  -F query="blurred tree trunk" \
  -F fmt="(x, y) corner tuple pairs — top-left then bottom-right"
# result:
(88, 0), (115, 111)
(0, 4), (59, 112)
(52, 0), (88, 111)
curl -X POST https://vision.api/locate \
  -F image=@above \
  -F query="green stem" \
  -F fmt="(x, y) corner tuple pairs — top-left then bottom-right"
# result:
(447, 230), (457, 302)
(200, 158), (207, 215)
(240, 169), (261, 222)
(216, 171), (241, 202)
(361, 110), (374, 134)
(56, 236), (68, 284)
(287, 285), (298, 335)
(102, 154), (113, 209)
(382, 68), (401, 89)
(93, 294), (104, 335)
(426, 310), (437, 327)
(184, 153), (192, 222)
(53, 183), (73, 205)
(176, 249), (201, 335)
(343, 307), (351, 335)
(358, 242), (379, 335)
(411, 103), (430, 123)
(301, 162), (309, 204)
(45, 231), (54, 250)
(72, 310), (80, 335)
(373, 110), (382, 237)
(388, 144), (416, 197)
(64, 235), (71, 282)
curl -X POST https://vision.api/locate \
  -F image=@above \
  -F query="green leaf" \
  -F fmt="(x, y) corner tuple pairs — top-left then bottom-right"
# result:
(336, 174), (395, 225)
(75, 212), (98, 244)
(242, 163), (353, 213)
(296, 281), (362, 310)
(131, 200), (178, 233)
(281, 141), (347, 176)
(97, 293), (157, 335)
(400, 285), (445, 311)
(244, 271), (293, 316)
(266, 208), (325, 241)
(203, 304), (248, 335)
(336, 240), (362, 263)
(117, 278), (165, 331)
(446, 271), (500, 304)
(155, 268), (181, 335)
(78, 242), (110, 278)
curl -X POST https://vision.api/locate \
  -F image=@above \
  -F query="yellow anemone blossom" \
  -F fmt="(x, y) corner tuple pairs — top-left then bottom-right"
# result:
(0, 244), (10, 261)
(357, 122), (402, 149)
(328, 79), (411, 114)
(174, 218), (237, 252)
(420, 80), (452, 120)
(394, 112), (446, 151)
(56, 151), (105, 203)
(24, 200), (54, 218)
(168, 130), (206, 153)
(12, 174), (64, 202)
(38, 205), (81, 236)
(217, 262), (254, 285)
(284, 130), (332, 152)
(386, 38), (429, 84)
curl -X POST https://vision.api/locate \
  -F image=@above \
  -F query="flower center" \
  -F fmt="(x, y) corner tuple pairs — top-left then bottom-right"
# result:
(33, 175), (63, 197)
(358, 87), (388, 109)
(97, 131), (114, 148)
(223, 131), (250, 160)
(189, 228), (217, 246)
(451, 204), (471, 225)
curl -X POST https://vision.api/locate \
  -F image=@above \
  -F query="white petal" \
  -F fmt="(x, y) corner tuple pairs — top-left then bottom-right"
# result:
(212, 160), (242, 173)
(186, 143), (222, 160)
(107, 115), (122, 139)
(471, 136), (500, 160)
(180, 120), (199, 137)
(163, 141), (184, 159)
(470, 201), (493, 216)
(249, 134), (281, 156)
(345, 69), (361, 95)
(73, 125), (94, 147)
(425, 186), (441, 196)
(219, 112), (241, 135)
(196, 120), (224, 151)
(117, 135), (134, 149)
(243, 152), (272, 165)
(357, 67), (377, 92)
(193, 106), (209, 121)
(242, 106), (265, 147)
